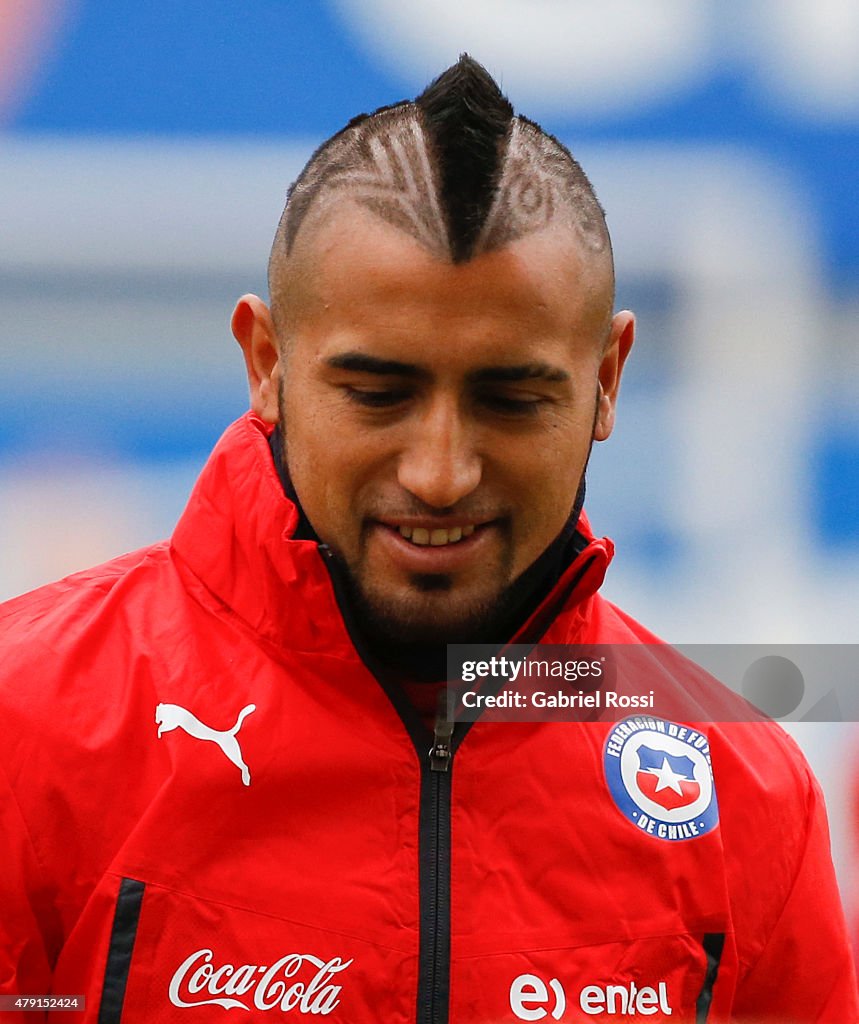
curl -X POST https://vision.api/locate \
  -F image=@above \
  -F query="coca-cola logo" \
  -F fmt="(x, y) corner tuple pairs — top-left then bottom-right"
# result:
(168, 948), (354, 1014)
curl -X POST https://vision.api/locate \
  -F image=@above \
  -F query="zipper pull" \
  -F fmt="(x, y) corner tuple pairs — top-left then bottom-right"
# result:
(429, 689), (454, 772)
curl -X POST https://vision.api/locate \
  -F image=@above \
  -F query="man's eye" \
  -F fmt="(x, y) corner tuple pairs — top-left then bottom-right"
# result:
(346, 388), (411, 408)
(480, 393), (545, 415)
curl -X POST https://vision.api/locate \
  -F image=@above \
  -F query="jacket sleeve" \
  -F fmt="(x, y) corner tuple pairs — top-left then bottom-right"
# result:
(731, 763), (859, 1023)
(0, 760), (53, 1020)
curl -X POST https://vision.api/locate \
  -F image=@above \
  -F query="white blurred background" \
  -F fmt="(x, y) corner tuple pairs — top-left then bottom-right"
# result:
(1, 0), (857, 953)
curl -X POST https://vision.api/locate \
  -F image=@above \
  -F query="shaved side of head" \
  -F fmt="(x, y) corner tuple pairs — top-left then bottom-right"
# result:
(268, 55), (614, 340)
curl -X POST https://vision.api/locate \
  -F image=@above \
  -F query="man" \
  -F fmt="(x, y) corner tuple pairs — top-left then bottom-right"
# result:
(0, 56), (856, 1023)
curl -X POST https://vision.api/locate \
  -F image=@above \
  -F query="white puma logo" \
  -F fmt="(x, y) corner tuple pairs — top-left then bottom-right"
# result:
(156, 702), (256, 786)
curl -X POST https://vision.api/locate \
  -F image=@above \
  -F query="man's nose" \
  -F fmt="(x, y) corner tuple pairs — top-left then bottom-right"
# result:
(396, 399), (482, 509)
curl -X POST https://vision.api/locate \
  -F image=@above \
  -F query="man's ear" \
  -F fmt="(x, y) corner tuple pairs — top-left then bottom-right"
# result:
(594, 310), (635, 442)
(231, 294), (281, 423)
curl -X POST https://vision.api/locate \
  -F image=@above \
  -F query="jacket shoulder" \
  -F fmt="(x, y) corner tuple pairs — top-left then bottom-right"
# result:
(0, 543), (171, 642)
(585, 593), (667, 643)
(0, 541), (176, 735)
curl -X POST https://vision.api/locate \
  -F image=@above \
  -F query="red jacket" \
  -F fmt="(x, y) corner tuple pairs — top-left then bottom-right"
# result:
(0, 413), (856, 1023)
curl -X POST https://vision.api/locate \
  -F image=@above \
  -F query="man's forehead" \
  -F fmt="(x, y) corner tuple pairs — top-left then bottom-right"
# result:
(282, 199), (612, 319)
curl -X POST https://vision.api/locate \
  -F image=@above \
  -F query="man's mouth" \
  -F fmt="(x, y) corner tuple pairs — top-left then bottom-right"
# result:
(396, 524), (477, 547)
(369, 518), (501, 577)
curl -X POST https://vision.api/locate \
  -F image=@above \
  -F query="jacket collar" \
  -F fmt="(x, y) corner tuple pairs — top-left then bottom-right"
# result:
(170, 413), (614, 654)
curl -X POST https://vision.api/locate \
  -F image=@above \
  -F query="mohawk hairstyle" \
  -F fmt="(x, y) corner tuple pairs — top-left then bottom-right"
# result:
(415, 55), (513, 262)
(269, 55), (611, 317)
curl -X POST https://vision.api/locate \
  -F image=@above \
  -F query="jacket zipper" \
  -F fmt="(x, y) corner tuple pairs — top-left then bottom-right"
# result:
(418, 696), (454, 1024)
(319, 540), (601, 1024)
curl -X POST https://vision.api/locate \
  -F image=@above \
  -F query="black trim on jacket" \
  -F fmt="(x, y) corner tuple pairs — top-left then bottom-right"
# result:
(98, 878), (145, 1024)
(696, 932), (726, 1022)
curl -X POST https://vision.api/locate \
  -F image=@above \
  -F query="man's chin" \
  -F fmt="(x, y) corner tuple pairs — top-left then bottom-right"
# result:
(353, 578), (507, 647)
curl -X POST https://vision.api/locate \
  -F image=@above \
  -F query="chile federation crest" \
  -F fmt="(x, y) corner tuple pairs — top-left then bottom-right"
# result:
(604, 717), (719, 841)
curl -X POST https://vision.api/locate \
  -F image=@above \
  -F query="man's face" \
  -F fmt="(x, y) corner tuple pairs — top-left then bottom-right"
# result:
(273, 205), (631, 644)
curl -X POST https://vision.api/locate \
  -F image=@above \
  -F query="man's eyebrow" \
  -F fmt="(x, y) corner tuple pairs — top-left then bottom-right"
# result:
(325, 353), (427, 378)
(324, 354), (570, 384)
(469, 363), (570, 384)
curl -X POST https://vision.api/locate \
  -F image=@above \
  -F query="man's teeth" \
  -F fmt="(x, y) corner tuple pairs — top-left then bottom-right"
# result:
(398, 524), (476, 546)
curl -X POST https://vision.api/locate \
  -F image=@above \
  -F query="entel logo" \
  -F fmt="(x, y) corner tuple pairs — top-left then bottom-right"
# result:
(510, 974), (673, 1019)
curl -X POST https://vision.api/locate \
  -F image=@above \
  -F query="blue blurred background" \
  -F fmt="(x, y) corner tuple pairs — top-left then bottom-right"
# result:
(1, 0), (857, 938)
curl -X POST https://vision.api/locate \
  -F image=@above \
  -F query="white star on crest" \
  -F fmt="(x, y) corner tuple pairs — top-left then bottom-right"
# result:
(649, 757), (687, 795)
